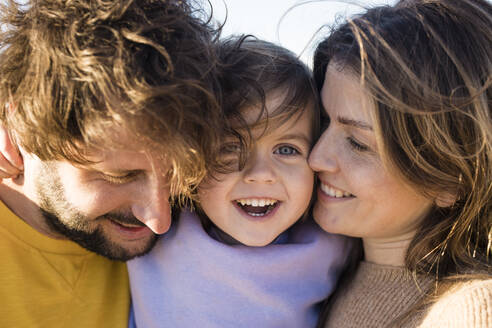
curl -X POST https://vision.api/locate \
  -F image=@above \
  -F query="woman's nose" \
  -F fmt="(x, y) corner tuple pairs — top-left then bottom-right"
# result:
(308, 131), (338, 173)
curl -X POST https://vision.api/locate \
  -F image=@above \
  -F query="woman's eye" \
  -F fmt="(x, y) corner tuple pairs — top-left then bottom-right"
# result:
(347, 137), (369, 152)
(274, 145), (299, 156)
(321, 112), (330, 130)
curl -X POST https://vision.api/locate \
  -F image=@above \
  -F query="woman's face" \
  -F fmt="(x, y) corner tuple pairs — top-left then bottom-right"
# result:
(308, 64), (433, 241)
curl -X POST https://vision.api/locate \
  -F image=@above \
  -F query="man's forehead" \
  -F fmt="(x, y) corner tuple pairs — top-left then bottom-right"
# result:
(89, 126), (146, 147)
(86, 146), (149, 163)
(78, 151), (169, 177)
(78, 129), (169, 171)
(87, 126), (158, 151)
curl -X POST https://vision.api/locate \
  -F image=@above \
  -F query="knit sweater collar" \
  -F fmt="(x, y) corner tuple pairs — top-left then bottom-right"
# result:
(324, 261), (434, 328)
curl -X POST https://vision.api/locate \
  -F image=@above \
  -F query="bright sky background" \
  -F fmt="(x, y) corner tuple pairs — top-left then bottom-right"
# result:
(208, 0), (397, 65)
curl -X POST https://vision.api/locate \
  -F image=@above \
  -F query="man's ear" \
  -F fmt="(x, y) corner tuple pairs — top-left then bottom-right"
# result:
(435, 192), (457, 208)
(0, 124), (24, 173)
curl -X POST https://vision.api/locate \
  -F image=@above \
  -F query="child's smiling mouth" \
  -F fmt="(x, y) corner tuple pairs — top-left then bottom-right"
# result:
(234, 198), (280, 217)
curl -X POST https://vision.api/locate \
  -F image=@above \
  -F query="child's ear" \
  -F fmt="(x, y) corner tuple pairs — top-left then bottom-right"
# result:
(435, 192), (457, 208)
(0, 124), (24, 173)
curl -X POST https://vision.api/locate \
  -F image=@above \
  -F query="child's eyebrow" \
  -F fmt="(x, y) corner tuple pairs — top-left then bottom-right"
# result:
(279, 133), (312, 145)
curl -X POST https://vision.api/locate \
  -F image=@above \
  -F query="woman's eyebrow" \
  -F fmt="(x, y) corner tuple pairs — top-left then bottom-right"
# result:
(338, 116), (373, 131)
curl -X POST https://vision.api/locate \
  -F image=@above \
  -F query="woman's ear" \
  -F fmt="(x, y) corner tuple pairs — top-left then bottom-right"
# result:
(435, 192), (457, 208)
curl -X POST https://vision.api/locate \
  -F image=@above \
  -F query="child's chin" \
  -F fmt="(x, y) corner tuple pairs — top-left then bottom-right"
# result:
(237, 235), (276, 247)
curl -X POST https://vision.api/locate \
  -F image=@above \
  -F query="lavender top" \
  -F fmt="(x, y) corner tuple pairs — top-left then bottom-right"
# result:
(128, 209), (351, 328)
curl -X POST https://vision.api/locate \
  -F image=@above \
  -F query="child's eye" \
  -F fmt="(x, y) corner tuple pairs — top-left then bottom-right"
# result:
(274, 145), (299, 156)
(220, 142), (241, 155)
(347, 137), (369, 152)
(219, 142), (242, 170)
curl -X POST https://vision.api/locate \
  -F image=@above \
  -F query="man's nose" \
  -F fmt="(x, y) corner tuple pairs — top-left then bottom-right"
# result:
(131, 181), (172, 234)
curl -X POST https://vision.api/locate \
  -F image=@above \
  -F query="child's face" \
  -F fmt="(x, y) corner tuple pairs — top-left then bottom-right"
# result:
(198, 97), (315, 246)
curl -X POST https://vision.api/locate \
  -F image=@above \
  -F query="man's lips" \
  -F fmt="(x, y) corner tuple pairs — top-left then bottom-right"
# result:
(100, 213), (146, 227)
(107, 219), (152, 239)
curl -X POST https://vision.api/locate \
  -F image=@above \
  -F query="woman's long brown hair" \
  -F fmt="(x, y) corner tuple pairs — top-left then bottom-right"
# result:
(314, 0), (491, 325)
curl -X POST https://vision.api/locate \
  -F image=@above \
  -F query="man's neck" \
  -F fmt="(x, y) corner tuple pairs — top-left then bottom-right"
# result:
(0, 176), (64, 239)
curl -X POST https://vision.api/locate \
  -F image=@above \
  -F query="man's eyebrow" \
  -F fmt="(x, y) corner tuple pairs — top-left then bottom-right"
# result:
(338, 116), (373, 131)
(90, 168), (143, 175)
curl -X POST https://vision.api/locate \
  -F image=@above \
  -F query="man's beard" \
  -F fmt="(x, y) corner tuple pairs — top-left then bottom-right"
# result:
(34, 163), (158, 261)
(41, 209), (158, 261)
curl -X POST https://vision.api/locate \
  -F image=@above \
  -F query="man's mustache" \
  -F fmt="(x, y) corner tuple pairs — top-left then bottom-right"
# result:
(101, 212), (146, 227)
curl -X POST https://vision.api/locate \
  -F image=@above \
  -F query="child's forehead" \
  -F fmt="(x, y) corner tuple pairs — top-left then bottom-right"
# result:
(230, 104), (314, 143)
(239, 93), (314, 126)
(239, 94), (284, 123)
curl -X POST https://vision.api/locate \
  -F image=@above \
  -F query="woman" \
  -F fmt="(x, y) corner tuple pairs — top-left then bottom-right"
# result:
(309, 0), (491, 327)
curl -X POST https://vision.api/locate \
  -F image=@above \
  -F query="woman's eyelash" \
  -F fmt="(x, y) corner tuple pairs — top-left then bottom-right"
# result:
(321, 112), (330, 129)
(347, 137), (369, 152)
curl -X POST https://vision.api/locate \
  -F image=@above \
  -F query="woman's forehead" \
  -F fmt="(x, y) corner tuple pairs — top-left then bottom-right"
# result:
(322, 64), (374, 125)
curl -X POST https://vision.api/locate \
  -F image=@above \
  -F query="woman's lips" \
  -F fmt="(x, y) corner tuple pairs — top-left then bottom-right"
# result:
(319, 181), (354, 198)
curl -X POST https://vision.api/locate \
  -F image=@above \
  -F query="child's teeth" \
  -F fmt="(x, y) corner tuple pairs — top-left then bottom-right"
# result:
(236, 198), (278, 207)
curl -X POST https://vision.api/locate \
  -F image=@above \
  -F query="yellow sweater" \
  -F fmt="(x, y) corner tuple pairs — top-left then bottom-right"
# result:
(323, 261), (492, 328)
(0, 201), (130, 328)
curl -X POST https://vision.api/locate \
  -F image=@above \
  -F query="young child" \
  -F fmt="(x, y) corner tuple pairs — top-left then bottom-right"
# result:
(128, 36), (351, 327)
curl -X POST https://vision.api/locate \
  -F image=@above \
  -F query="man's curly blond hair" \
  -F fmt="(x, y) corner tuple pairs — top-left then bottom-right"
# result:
(0, 0), (224, 202)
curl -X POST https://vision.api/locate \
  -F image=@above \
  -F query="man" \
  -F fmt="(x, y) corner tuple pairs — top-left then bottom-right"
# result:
(0, 0), (222, 326)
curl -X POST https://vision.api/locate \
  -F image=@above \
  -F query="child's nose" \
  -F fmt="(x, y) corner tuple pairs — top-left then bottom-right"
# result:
(243, 153), (277, 184)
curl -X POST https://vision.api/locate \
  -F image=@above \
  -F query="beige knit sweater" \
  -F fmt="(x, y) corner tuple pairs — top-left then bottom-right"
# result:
(323, 261), (492, 328)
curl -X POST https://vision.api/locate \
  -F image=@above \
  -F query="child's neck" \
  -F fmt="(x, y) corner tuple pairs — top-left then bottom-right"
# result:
(206, 223), (242, 245)
(204, 221), (290, 246)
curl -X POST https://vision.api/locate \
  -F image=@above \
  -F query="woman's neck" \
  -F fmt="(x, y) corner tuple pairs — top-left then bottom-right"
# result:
(362, 231), (416, 267)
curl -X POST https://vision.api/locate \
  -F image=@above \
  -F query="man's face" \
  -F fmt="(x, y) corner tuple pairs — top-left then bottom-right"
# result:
(22, 133), (172, 261)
